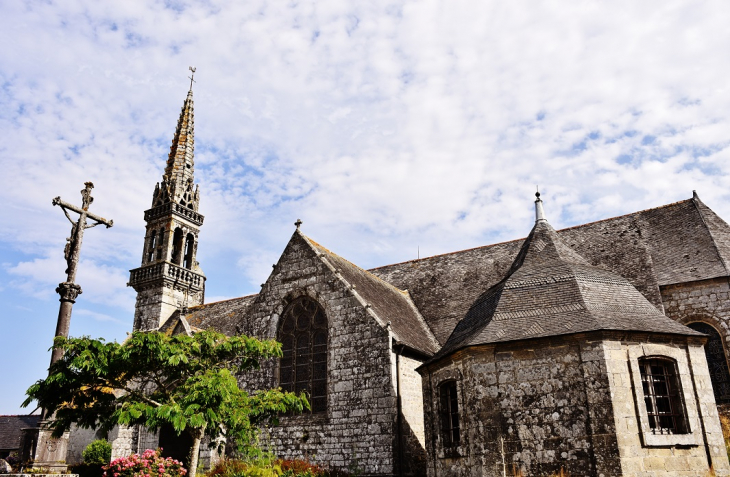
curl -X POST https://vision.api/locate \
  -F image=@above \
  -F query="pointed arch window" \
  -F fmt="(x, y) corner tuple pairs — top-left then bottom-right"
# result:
(147, 231), (157, 263)
(278, 296), (328, 413)
(172, 228), (184, 266)
(157, 228), (165, 260)
(183, 233), (195, 269)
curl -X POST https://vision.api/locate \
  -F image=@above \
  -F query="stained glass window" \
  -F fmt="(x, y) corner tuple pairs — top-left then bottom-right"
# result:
(278, 297), (328, 413)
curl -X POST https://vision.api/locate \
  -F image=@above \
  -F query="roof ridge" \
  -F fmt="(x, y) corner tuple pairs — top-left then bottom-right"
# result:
(369, 197), (696, 271)
(557, 197), (694, 233)
(188, 293), (258, 310)
(691, 195), (730, 276)
(403, 289), (442, 349)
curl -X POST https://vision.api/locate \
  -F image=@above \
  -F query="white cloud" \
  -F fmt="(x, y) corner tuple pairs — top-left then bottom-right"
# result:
(3, 0), (730, 411)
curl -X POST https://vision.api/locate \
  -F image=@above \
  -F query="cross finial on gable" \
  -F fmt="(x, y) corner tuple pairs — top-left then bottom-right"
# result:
(295, 219), (302, 229)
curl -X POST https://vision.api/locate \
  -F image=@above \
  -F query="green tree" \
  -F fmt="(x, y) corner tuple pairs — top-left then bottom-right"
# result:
(23, 330), (308, 477)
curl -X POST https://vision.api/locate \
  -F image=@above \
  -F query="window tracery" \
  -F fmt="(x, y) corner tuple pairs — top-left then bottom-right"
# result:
(278, 296), (328, 413)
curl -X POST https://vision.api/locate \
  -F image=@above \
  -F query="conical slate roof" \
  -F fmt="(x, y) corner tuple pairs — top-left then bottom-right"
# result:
(432, 194), (703, 361)
(164, 88), (196, 186)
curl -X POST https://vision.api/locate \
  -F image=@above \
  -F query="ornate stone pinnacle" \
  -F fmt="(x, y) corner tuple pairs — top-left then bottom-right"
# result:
(56, 282), (83, 303)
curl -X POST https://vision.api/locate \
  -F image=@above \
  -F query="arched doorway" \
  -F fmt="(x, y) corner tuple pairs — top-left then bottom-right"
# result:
(688, 322), (730, 404)
(158, 424), (193, 467)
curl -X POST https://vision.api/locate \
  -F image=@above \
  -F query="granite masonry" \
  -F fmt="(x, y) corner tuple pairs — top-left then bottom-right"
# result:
(50, 85), (730, 476)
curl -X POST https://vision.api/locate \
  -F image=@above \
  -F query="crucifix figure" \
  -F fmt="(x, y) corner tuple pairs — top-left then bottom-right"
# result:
(50, 182), (113, 366)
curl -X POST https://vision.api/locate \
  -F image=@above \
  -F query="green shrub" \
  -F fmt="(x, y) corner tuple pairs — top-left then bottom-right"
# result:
(82, 440), (112, 465)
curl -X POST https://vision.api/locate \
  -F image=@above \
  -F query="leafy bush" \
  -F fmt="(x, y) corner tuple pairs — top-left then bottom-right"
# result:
(83, 440), (112, 465)
(207, 458), (350, 477)
(103, 449), (186, 477)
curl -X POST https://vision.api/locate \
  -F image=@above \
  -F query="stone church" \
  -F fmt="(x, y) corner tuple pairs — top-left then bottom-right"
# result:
(67, 85), (730, 476)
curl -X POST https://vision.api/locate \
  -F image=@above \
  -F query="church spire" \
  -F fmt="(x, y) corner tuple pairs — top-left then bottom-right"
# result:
(129, 71), (206, 331)
(151, 68), (200, 212)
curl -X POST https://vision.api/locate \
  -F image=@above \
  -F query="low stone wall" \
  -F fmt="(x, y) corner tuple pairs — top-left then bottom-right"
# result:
(3, 474), (79, 477)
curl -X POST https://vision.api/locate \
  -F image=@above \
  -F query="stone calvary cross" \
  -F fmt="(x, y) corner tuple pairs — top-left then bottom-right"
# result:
(50, 182), (113, 366)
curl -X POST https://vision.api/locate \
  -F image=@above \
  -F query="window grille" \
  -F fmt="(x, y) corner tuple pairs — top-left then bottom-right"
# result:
(639, 358), (689, 435)
(278, 297), (328, 413)
(439, 381), (460, 446)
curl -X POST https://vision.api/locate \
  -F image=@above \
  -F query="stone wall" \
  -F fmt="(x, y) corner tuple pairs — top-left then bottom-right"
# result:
(236, 232), (398, 475)
(603, 338), (730, 476)
(661, 277), (730, 339)
(66, 426), (101, 465)
(109, 425), (137, 460)
(394, 351), (427, 476)
(420, 337), (620, 476)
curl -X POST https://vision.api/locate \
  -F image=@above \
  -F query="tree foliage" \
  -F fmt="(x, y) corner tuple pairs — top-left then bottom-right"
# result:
(24, 330), (309, 477)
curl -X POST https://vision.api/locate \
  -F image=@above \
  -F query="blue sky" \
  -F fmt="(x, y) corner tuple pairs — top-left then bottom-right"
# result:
(3, 0), (730, 413)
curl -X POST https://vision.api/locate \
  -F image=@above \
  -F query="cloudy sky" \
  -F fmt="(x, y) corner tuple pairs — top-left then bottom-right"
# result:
(2, 0), (730, 413)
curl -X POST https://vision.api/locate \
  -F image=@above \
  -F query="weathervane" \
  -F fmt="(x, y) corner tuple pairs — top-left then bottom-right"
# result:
(188, 66), (196, 90)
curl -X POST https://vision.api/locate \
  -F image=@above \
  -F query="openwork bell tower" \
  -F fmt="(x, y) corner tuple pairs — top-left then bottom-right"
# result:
(129, 71), (206, 330)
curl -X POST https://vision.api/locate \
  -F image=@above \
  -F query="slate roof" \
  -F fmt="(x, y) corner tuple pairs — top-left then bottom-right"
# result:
(157, 194), (730, 358)
(301, 233), (441, 356)
(0, 415), (39, 451)
(430, 208), (704, 362)
(159, 295), (258, 337)
(371, 194), (730, 344)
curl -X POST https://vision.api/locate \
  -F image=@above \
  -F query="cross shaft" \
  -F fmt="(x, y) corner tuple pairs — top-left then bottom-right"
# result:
(49, 182), (113, 369)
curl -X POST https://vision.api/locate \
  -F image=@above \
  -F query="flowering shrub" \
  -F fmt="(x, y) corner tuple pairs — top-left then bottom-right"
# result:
(103, 449), (187, 477)
(5, 452), (20, 471)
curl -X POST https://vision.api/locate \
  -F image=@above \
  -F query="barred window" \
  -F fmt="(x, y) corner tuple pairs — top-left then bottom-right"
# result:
(639, 358), (689, 435)
(278, 296), (328, 413)
(439, 381), (460, 447)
